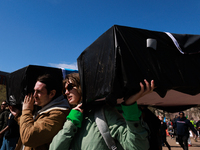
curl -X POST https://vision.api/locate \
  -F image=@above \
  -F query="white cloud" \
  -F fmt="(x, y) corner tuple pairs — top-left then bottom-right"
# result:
(48, 62), (78, 70)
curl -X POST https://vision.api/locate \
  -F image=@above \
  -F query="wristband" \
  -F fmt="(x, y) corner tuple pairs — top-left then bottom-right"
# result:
(66, 109), (83, 128)
(121, 102), (142, 121)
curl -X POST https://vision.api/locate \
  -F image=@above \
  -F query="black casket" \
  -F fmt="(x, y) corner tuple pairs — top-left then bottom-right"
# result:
(77, 25), (200, 110)
(6, 65), (63, 107)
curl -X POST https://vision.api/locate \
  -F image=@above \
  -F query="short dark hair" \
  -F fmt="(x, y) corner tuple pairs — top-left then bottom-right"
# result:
(37, 74), (63, 99)
(179, 111), (185, 115)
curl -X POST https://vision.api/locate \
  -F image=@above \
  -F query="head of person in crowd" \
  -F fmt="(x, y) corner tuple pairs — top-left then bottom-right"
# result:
(63, 73), (82, 108)
(1, 101), (7, 111)
(33, 74), (63, 108)
(179, 111), (185, 119)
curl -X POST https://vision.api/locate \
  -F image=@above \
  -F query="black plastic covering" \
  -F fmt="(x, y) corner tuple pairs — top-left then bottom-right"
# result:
(77, 25), (200, 111)
(6, 65), (63, 106)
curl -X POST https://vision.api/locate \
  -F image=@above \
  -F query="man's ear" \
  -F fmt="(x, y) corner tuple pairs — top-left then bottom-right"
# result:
(50, 90), (56, 98)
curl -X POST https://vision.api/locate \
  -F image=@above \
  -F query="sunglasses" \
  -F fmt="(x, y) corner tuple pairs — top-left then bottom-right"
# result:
(66, 83), (75, 91)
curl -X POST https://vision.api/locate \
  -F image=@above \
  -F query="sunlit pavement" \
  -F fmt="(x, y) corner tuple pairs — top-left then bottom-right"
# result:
(162, 136), (200, 150)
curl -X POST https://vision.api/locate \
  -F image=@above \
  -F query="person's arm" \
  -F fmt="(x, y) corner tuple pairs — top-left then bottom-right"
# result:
(8, 105), (21, 125)
(49, 104), (83, 150)
(0, 125), (9, 138)
(106, 80), (154, 150)
(20, 109), (69, 148)
(124, 79), (154, 106)
(105, 103), (149, 150)
(0, 113), (14, 139)
(19, 94), (70, 148)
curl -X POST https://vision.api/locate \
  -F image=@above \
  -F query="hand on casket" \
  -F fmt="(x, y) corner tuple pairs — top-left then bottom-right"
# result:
(124, 79), (155, 105)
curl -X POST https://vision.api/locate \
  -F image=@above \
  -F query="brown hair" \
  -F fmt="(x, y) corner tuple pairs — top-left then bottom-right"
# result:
(63, 73), (82, 96)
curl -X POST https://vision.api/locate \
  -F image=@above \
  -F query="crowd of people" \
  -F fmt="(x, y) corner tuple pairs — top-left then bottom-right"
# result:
(0, 73), (155, 150)
(0, 72), (200, 150)
(159, 112), (200, 150)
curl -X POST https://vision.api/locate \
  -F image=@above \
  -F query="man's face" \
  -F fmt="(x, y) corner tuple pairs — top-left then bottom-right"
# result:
(179, 113), (184, 118)
(1, 102), (7, 110)
(33, 81), (52, 108)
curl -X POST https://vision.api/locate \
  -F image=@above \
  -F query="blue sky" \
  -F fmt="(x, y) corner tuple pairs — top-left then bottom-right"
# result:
(1, 1), (200, 73)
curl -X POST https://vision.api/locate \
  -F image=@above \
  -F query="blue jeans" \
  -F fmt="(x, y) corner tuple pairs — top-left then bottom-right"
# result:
(0, 136), (19, 150)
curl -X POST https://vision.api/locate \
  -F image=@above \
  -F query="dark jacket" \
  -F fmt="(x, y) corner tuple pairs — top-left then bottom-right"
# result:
(0, 109), (10, 131)
(173, 116), (197, 136)
(160, 122), (167, 137)
(4, 113), (20, 139)
(196, 120), (200, 131)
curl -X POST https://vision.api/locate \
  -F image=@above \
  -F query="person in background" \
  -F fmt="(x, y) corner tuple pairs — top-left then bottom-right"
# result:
(50, 78), (154, 150)
(9, 74), (70, 150)
(0, 111), (20, 150)
(159, 116), (171, 150)
(190, 117), (197, 142)
(196, 119), (200, 139)
(167, 119), (174, 139)
(173, 111), (198, 150)
(0, 101), (9, 147)
(187, 135), (192, 147)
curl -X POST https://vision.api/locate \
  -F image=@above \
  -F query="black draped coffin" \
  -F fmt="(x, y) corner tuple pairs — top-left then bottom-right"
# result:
(77, 25), (200, 112)
(6, 65), (63, 106)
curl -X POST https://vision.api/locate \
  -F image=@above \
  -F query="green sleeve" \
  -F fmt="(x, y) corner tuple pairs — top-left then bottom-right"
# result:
(104, 105), (149, 150)
(66, 109), (83, 128)
(49, 120), (77, 150)
(121, 102), (142, 121)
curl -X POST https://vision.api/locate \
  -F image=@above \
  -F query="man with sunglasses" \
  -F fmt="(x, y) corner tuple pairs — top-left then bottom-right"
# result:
(9, 74), (70, 150)
(173, 111), (198, 150)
